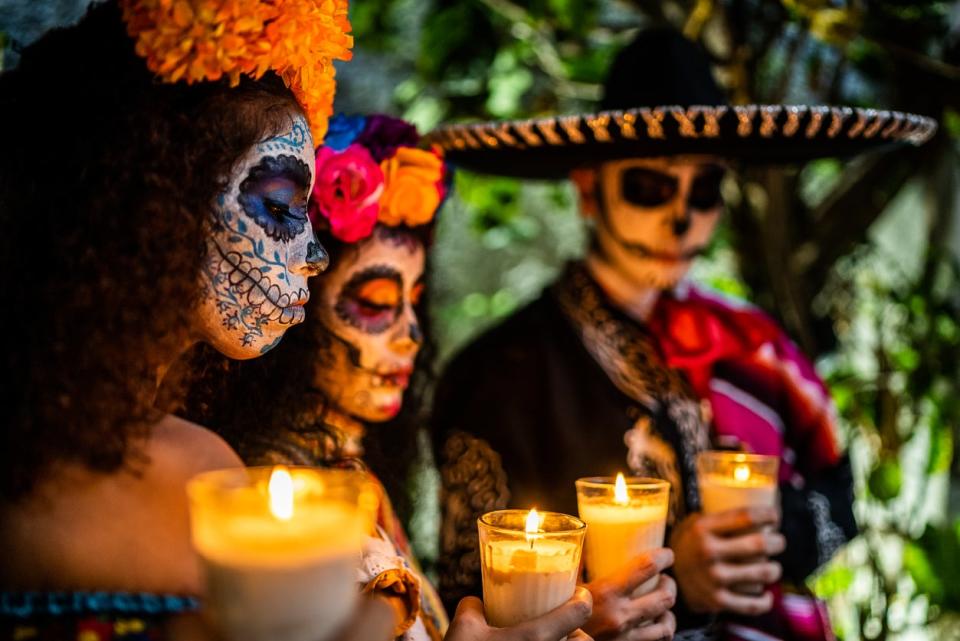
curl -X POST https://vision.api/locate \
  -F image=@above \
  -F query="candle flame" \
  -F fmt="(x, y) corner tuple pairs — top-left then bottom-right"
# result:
(614, 472), (629, 505)
(525, 508), (541, 535)
(268, 466), (294, 521)
(733, 464), (751, 483)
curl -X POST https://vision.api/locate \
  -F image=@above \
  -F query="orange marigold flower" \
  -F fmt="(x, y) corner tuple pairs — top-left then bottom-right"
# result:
(378, 148), (445, 228)
(119, 0), (353, 144)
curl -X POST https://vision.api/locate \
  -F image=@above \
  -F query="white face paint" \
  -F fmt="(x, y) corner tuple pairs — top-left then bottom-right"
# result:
(592, 156), (725, 289)
(196, 111), (328, 359)
(312, 226), (426, 423)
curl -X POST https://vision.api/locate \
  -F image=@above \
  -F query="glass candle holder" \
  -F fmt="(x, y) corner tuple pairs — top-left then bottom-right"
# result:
(478, 509), (586, 627)
(696, 451), (779, 514)
(188, 466), (378, 641)
(576, 474), (670, 592)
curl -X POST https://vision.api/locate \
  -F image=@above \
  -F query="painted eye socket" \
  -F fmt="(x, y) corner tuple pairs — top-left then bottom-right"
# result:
(410, 283), (425, 307)
(237, 155), (311, 242)
(355, 278), (401, 314)
(688, 165), (726, 211)
(265, 198), (291, 221)
(621, 167), (678, 208)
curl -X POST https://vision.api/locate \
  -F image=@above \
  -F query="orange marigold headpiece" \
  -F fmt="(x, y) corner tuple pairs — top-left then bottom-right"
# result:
(119, 0), (353, 144)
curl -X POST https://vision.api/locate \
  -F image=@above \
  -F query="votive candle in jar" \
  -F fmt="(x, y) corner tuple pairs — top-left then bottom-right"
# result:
(188, 466), (378, 641)
(478, 508), (586, 627)
(576, 474), (670, 593)
(696, 452), (779, 514)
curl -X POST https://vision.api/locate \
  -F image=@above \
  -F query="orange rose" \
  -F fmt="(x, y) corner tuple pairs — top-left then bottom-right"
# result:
(378, 148), (444, 227)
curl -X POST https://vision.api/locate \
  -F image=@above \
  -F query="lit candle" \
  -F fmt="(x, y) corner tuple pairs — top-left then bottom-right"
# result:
(697, 452), (779, 514)
(188, 466), (377, 641)
(478, 508), (586, 627)
(576, 474), (670, 593)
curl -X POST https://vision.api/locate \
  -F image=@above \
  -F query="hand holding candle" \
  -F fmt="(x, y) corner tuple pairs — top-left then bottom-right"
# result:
(187, 466), (377, 641)
(575, 474), (669, 589)
(697, 452), (779, 515)
(671, 451), (785, 616)
(478, 508), (586, 628)
(446, 588), (593, 641)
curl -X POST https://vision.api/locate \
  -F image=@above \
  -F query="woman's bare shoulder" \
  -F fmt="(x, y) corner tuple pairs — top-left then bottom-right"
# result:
(151, 414), (244, 476)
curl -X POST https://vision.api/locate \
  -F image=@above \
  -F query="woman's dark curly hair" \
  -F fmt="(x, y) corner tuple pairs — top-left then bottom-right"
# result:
(0, 1), (303, 500)
(178, 223), (436, 523)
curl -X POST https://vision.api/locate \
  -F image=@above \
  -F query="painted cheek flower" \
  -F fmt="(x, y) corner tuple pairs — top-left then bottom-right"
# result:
(311, 144), (384, 242)
(378, 148), (445, 227)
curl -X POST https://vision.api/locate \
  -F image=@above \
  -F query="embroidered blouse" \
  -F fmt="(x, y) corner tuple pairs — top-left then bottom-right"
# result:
(0, 591), (199, 641)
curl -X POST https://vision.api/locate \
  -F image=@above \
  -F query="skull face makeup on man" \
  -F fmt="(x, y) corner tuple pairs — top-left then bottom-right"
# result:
(196, 112), (329, 359)
(311, 225), (426, 423)
(589, 156), (725, 290)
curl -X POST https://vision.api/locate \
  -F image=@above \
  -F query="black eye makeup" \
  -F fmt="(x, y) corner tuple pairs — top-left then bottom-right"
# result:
(688, 164), (726, 211)
(621, 167), (678, 208)
(619, 164), (726, 211)
(334, 265), (404, 335)
(238, 154), (312, 242)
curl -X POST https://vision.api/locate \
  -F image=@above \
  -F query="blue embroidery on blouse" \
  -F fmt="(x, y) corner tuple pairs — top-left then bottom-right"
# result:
(0, 592), (200, 618)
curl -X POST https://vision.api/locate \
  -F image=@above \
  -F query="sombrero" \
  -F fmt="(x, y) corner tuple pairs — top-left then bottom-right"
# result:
(424, 29), (938, 179)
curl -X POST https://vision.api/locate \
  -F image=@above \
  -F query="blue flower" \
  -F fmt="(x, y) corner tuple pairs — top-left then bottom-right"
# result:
(324, 114), (368, 151)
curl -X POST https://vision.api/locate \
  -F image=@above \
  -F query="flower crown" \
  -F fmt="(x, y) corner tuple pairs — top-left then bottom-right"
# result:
(309, 114), (447, 243)
(119, 0), (353, 144)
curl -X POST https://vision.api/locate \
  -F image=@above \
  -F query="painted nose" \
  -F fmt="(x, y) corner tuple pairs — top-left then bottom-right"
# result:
(304, 240), (329, 275)
(409, 322), (424, 346)
(392, 322), (423, 356)
(672, 214), (691, 237)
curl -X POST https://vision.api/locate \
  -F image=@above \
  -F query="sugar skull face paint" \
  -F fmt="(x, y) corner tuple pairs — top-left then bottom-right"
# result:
(311, 226), (425, 422)
(593, 156), (724, 289)
(196, 111), (329, 359)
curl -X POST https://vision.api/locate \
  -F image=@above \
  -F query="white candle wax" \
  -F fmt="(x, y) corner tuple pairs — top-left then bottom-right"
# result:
(481, 538), (580, 628)
(578, 502), (667, 591)
(189, 468), (370, 641)
(195, 502), (362, 641)
(699, 473), (777, 514)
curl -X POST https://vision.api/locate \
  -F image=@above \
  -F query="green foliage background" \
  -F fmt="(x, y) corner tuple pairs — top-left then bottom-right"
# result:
(333, 1), (960, 639)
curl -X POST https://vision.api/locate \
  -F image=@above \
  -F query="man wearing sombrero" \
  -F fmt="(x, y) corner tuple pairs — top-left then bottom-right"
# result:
(429, 29), (936, 641)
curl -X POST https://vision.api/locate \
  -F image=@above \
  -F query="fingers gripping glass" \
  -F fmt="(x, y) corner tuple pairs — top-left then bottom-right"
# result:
(620, 165), (726, 211)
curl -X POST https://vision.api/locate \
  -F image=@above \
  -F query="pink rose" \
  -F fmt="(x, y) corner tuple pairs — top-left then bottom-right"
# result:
(311, 144), (385, 242)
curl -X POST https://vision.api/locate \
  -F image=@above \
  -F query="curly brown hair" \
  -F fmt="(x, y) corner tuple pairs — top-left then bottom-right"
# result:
(0, 1), (303, 500)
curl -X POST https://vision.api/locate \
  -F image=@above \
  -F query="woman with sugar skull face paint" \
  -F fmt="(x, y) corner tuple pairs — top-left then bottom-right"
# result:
(427, 28), (935, 641)
(180, 114), (594, 641)
(0, 2), (394, 639)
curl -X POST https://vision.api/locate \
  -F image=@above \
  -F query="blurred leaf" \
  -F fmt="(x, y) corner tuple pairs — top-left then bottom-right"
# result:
(911, 522), (960, 610)
(808, 8), (863, 46)
(926, 423), (953, 475)
(866, 457), (902, 501)
(903, 540), (945, 604)
(891, 346), (920, 372)
(810, 562), (855, 599)
(943, 108), (960, 140)
(486, 50), (534, 117)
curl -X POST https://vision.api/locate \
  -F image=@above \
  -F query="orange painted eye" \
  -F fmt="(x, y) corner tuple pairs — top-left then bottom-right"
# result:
(356, 278), (400, 309)
(410, 283), (425, 306)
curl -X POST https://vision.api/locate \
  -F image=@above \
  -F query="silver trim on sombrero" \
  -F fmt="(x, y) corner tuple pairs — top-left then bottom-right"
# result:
(426, 105), (938, 152)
